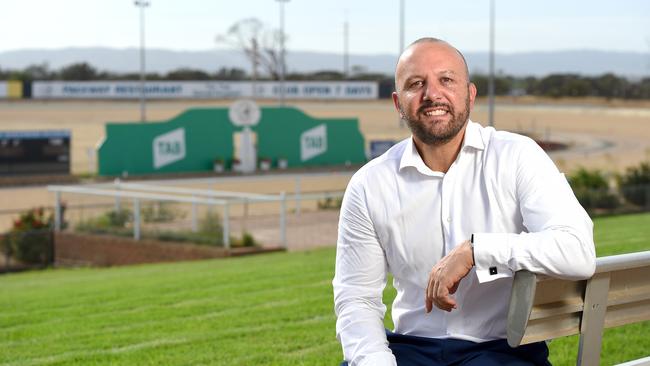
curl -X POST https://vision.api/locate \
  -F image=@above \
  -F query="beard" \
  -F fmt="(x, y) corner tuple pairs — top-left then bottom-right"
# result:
(400, 93), (471, 146)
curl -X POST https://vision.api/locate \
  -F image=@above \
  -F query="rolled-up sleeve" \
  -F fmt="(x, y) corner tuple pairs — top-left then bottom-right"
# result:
(333, 173), (397, 366)
(473, 139), (596, 283)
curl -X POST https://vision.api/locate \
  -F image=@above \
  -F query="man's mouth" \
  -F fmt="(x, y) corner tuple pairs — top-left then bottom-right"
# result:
(423, 108), (448, 117)
(418, 102), (452, 117)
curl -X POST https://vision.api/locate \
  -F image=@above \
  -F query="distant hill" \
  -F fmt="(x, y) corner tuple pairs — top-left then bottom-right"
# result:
(1, 47), (648, 78)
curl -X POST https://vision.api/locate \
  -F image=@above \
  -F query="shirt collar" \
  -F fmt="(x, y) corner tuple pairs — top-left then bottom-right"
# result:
(463, 120), (485, 151)
(399, 120), (485, 176)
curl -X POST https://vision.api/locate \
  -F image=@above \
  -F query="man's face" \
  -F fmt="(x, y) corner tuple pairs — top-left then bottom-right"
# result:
(392, 42), (477, 146)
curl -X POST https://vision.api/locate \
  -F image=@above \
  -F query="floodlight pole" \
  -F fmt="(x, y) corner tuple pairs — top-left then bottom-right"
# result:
(488, 0), (495, 127)
(252, 38), (259, 99)
(399, 0), (405, 54)
(277, 0), (290, 106)
(398, 0), (405, 128)
(135, 0), (150, 122)
(343, 11), (349, 77)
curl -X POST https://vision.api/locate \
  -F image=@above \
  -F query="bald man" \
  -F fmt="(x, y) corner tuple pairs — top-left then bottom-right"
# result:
(333, 38), (595, 366)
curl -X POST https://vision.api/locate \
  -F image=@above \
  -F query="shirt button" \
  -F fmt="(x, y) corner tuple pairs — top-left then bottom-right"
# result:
(447, 217), (451, 222)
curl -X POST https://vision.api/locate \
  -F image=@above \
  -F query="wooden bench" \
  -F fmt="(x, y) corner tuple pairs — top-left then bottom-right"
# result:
(507, 251), (650, 366)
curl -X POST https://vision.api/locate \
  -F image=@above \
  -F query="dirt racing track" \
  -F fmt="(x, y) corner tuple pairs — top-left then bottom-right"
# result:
(1, 98), (648, 174)
(0, 98), (649, 242)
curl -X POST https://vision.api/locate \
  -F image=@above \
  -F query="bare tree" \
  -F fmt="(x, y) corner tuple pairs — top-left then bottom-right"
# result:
(216, 18), (286, 81)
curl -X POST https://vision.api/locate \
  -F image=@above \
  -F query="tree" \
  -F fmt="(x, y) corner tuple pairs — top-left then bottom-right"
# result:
(23, 63), (53, 80)
(568, 168), (618, 210)
(1, 63), (53, 82)
(470, 74), (513, 96)
(307, 70), (345, 81)
(59, 62), (98, 80)
(592, 73), (626, 99)
(166, 68), (210, 80)
(625, 77), (650, 99)
(213, 67), (247, 80)
(216, 18), (286, 81)
(532, 74), (588, 98)
(618, 161), (650, 207)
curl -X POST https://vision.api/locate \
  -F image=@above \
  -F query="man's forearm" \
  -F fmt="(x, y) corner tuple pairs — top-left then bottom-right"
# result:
(472, 228), (595, 282)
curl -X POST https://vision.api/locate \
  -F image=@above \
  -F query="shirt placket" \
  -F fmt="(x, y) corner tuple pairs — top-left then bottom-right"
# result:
(440, 161), (459, 257)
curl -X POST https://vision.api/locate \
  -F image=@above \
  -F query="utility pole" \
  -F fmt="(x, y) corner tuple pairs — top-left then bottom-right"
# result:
(134, 0), (150, 122)
(399, 0), (405, 55)
(276, 0), (290, 106)
(398, 0), (406, 128)
(488, 0), (496, 127)
(252, 38), (259, 99)
(343, 11), (349, 77)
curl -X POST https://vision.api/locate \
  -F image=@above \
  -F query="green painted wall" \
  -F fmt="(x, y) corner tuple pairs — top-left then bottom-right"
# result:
(98, 106), (365, 176)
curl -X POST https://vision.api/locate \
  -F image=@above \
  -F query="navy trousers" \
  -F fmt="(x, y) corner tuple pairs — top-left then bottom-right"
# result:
(340, 330), (551, 366)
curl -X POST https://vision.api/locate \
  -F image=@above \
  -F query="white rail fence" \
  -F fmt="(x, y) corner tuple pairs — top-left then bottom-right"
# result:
(48, 181), (345, 250)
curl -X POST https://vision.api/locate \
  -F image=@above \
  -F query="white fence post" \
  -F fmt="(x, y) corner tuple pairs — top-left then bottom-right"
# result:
(191, 197), (198, 232)
(54, 191), (62, 231)
(280, 191), (287, 249)
(243, 198), (249, 233)
(223, 202), (230, 250)
(294, 175), (301, 215)
(133, 198), (141, 240)
(114, 178), (121, 212)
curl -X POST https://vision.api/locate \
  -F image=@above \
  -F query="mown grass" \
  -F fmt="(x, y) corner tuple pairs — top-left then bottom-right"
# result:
(1, 213), (649, 365)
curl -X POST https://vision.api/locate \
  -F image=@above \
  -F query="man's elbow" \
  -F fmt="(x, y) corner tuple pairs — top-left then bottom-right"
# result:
(566, 234), (596, 280)
(552, 230), (596, 280)
(572, 253), (596, 279)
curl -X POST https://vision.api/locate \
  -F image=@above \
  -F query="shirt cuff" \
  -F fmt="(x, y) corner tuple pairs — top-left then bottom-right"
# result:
(472, 233), (515, 283)
(356, 351), (397, 366)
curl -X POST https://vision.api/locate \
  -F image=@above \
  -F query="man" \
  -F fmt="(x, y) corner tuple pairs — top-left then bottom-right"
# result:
(333, 38), (595, 366)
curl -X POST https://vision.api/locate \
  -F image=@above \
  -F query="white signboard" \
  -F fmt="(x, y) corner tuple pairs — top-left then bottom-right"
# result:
(301, 124), (327, 161)
(0, 82), (7, 98)
(153, 128), (186, 169)
(32, 81), (379, 100)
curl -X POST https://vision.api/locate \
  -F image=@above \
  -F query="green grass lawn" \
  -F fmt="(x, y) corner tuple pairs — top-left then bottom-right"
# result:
(1, 212), (649, 366)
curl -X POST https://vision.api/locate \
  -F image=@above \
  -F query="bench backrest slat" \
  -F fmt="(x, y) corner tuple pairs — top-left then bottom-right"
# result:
(507, 251), (650, 366)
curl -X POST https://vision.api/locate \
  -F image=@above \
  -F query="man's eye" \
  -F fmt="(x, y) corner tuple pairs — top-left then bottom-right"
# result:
(441, 77), (453, 84)
(410, 80), (423, 88)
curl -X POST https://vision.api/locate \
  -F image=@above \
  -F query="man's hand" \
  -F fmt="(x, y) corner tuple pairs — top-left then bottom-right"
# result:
(425, 240), (474, 313)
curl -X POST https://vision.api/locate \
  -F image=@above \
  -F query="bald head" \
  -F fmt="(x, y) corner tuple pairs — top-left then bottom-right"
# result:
(391, 36), (477, 147)
(395, 38), (470, 93)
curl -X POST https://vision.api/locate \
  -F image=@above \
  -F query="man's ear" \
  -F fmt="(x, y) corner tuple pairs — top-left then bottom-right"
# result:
(468, 82), (477, 110)
(392, 92), (403, 117)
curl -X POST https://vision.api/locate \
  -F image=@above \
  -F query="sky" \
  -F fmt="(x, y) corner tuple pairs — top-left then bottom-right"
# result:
(0, 0), (649, 55)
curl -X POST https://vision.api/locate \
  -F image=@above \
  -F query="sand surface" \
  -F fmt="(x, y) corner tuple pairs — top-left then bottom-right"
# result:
(1, 98), (648, 173)
(1, 98), (649, 238)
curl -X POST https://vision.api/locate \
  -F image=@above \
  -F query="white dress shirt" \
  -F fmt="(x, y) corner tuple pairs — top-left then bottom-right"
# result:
(333, 120), (596, 366)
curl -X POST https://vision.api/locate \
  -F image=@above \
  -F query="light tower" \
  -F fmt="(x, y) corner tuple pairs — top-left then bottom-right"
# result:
(399, 0), (405, 54)
(276, 0), (290, 106)
(343, 11), (349, 77)
(488, 0), (496, 127)
(134, 0), (150, 122)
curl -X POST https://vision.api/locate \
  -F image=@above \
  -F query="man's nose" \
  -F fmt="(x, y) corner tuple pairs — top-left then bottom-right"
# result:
(423, 81), (442, 101)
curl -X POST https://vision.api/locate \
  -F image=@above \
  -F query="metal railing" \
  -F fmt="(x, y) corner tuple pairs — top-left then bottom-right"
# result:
(48, 181), (346, 250)
(48, 184), (286, 249)
(106, 171), (352, 214)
